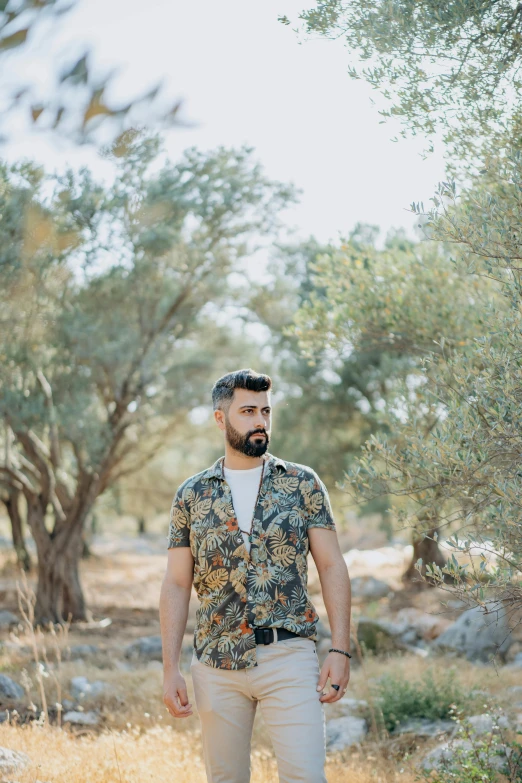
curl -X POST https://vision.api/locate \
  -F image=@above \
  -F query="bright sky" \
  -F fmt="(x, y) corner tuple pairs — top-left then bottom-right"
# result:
(3, 0), (447, 246)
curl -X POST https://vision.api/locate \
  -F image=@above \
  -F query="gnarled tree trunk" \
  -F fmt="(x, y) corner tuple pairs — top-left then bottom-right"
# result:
(3, 488), (32, 571)
(26, 491), (92, 625)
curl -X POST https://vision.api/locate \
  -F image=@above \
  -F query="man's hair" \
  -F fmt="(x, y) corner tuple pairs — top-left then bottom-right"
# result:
(212, 368), (272, 412)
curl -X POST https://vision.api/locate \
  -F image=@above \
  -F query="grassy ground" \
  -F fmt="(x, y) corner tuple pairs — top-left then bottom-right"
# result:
(1, 528), (520, 783)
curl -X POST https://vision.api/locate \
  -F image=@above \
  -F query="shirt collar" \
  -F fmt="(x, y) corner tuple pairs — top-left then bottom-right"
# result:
(202, 452), (287, 482)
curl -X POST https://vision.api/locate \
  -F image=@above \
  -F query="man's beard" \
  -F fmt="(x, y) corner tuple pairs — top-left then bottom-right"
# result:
(225, 419), (270, 457)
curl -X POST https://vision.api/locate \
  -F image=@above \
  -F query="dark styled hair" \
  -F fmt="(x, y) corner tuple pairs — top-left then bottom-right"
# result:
(212, 368), (272, 411)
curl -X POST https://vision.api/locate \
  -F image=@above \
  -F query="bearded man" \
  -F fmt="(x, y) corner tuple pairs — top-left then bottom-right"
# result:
(160, 368), (352, 783)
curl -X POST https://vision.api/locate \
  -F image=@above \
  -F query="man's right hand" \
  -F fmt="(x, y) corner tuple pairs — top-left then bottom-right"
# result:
(163, 671), (193, 718)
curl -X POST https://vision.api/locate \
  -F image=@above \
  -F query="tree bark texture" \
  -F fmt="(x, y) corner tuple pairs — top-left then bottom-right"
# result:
(3, 489), (32, 572)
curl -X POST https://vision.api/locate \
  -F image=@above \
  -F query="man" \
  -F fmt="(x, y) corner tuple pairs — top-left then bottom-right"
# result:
(160, 368), (352, 783)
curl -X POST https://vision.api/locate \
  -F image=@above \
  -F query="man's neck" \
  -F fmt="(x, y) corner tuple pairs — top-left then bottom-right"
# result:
(223, 447), (266, 471)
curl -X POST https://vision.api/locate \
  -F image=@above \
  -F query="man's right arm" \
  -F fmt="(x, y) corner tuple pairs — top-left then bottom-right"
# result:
(160, 485), (195, 719)
(160, 547), (194, 718)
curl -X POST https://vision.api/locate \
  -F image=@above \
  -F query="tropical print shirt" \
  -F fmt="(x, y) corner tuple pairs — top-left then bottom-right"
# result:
(167, 451), (337, 669)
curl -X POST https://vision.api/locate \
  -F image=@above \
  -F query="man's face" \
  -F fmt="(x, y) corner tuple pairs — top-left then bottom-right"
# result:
(218, 388), (272, 457)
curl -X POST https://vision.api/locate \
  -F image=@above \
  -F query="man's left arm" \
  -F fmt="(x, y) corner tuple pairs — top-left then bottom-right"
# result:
(306, 475), (352, 703)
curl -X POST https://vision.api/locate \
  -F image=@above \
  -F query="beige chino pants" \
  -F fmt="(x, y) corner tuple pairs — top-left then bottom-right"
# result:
(190, 636), (327, 783)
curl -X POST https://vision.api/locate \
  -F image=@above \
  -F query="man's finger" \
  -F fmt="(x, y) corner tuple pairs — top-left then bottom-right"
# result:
(316, 664), (330, 693)
(174, 691), (192, 712)
(320, 682), (348, 703)
(164, 692), (193, 717)
(178, 684), (191, 708)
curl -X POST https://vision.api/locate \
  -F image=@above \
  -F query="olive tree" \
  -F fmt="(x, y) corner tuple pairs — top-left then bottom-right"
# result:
(0, 131), (294, 623)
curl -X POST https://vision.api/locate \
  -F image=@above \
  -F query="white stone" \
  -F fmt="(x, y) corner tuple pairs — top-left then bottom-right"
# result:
(326, 716), (368, 751)
(70, 676), (109, 700)
(0, 747), (30, 774)
(63, 710), (99, 726)
(394, 718), (455, 737)
(0, 611), (19, 629)
(350, 576), (392, 600)
(124, 636), (162, 661)
(336, 697), (369, 715)
(432, 601), (513, 662)
(0, 674), (24, 702)
(464, 713), (511, 734)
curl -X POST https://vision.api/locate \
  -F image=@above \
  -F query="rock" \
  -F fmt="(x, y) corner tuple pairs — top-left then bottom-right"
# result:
(343, 545), (413, 572)
(421, 739), (473, 771)
(113, 660), (132, 672)
(432, 601), (513, 662)
(315, 618), (330, 639)
(145, 660), (163, 672)
(399, 628), (420, 646)
(64, 644), (101, 661)
(350, 576), (392, 601)
(394, 608), (451, 641)
(0, 611), (19, 629)
(463, 714), (511, 735)
(326, 716), (368, 751)
(356, 618), (404, 654)
(0, 747), (30, 775)
(336, 697), (369, 716)
(63, 710), (100, 726)
(0, 711), (7, 723)
(317, 637), (333, 657)
(70, 676), (109, 701)
(124, 636), (162, 661)
(421, 738), (510, 772)
(393, 718), (456, 737)
(0, 674), (24, 703)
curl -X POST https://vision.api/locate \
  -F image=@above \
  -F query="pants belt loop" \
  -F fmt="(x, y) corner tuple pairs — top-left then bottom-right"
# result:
(273, 627), (278, 644)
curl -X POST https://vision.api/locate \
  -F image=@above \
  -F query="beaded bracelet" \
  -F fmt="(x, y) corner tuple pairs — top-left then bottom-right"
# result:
(329, 647), (352, 659)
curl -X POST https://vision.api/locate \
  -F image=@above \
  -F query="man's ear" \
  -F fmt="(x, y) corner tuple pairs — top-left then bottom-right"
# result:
(214, 409), (226, 431)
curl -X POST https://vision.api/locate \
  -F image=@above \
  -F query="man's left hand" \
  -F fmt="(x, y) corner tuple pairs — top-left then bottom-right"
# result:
(316, 651), (351, 703)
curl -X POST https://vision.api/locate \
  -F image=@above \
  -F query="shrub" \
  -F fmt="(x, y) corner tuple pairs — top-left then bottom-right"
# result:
(415, 717), (522, 783)
(373, 668), (471, 733)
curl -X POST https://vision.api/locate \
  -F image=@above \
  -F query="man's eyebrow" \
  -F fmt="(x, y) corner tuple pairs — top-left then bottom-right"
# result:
(238, 404), (272, 410)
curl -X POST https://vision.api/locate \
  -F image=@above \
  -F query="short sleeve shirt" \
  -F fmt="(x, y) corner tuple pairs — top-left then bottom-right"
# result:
(167, 451), (337, 669)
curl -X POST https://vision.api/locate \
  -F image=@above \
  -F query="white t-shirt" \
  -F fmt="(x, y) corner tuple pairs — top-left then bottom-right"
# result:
(223, 464), (264, 554)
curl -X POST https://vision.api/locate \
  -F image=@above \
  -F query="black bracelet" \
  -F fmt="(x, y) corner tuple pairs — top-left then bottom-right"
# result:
(329, 647), (352, 659)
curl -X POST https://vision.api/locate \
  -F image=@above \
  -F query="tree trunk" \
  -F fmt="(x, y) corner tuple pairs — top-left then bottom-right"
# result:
(63, 531), (90, 621)
(3, 489), (31, 572)
(403, 528), (451, 588)
(26, 498), (90, 625)
(33, 529), (89, 624)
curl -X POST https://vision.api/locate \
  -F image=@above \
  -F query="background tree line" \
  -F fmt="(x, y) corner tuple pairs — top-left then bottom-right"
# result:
(2, 0), (522, 625)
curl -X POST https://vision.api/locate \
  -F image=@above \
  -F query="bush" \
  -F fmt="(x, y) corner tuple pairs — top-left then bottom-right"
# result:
(416, 723), (522, 783)
(373, 668), (471, 733)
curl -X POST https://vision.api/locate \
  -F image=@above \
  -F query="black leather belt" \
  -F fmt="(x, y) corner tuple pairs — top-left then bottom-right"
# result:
(253, 626), (303, 645)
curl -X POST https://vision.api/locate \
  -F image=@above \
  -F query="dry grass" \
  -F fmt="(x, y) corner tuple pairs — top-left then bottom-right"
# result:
(0, 722), (421, 783)
(2, 651), (515, 783)
(1, 538), (519, 783)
